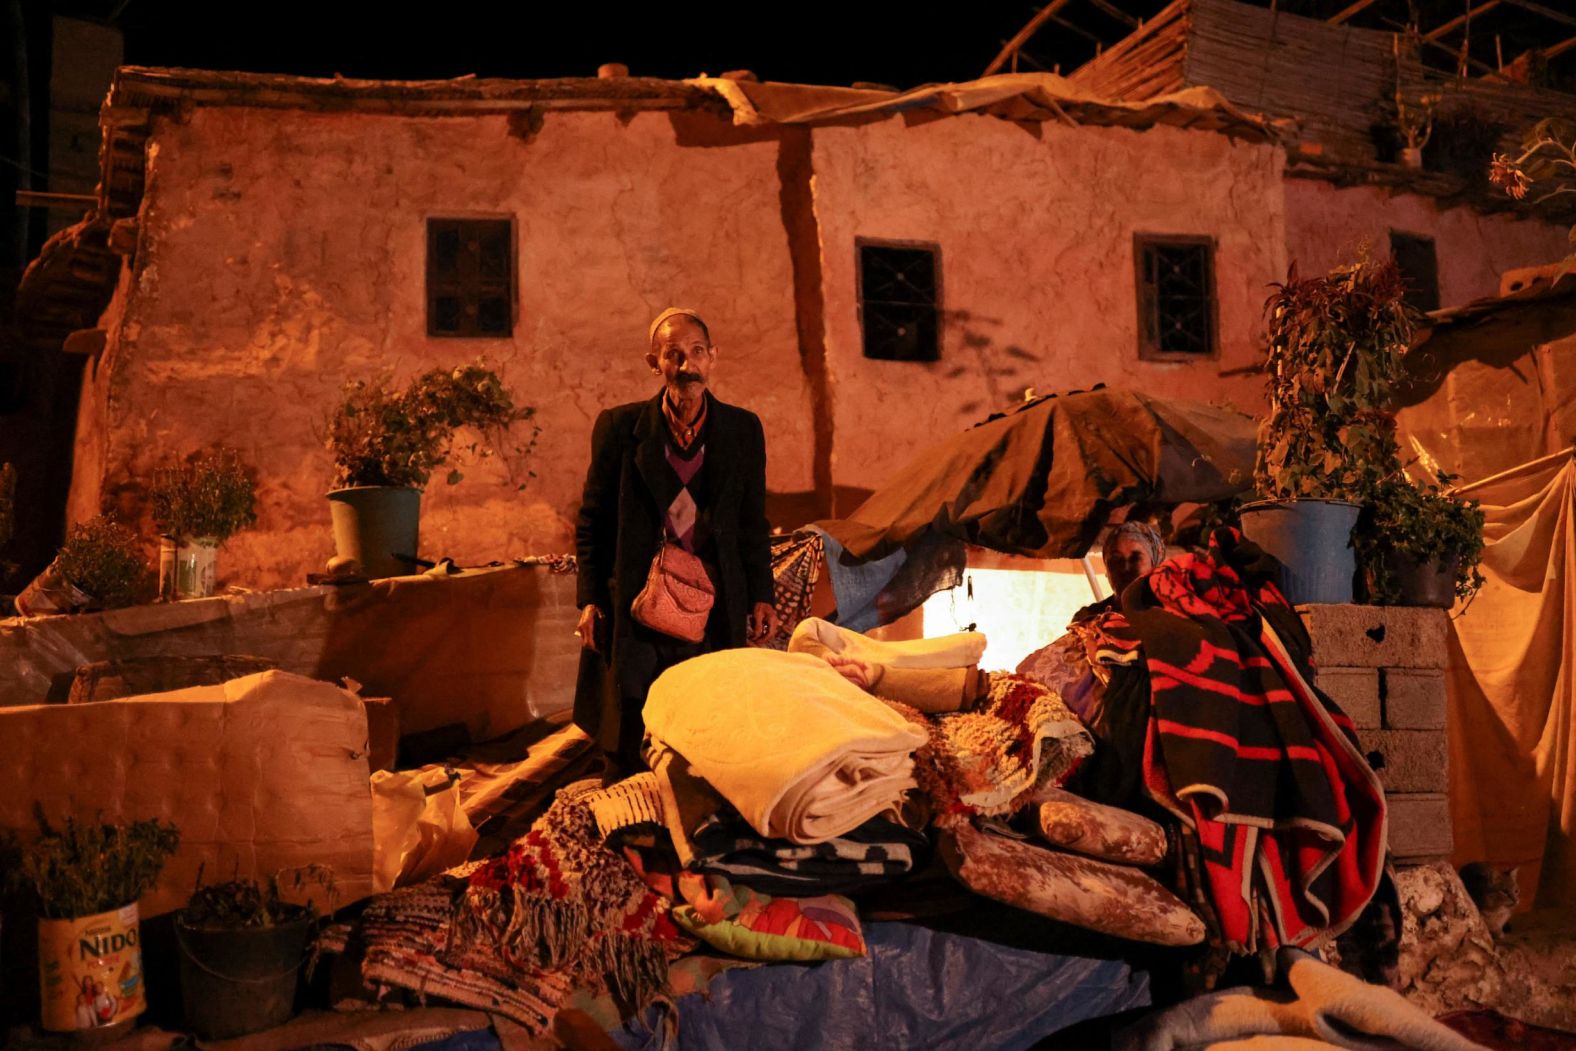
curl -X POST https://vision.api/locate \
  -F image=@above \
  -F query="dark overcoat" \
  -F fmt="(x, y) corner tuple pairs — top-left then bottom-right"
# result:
(573, 390), (774, 759)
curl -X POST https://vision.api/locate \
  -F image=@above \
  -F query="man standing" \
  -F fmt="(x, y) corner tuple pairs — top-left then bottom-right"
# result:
(574, 307), (778, 779)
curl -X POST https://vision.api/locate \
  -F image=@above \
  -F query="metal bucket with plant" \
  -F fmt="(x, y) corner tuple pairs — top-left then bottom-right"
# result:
(150, 448), (259, 600)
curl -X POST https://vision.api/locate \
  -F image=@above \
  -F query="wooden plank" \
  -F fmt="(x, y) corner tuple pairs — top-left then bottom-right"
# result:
(1328, 0), (1381, 25)
(1422, 0), (1502, 42)
(985, 0), (1079, 76)
(1085, 0), (1140, 28)
(1500, 0), (1576, 31)
(15, 190), (96, 209)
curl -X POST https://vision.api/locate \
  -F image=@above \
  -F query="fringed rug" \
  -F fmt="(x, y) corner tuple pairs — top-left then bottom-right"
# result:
(450, 783), (694, 1016)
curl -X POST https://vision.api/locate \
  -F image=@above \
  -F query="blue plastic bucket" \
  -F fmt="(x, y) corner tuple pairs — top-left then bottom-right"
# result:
(1239, 499), (1361, 606)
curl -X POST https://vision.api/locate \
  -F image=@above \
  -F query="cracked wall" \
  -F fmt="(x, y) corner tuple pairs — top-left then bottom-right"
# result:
(807, 117), (1290, 494)
(70, 106), (810, 590)
(1284, 180), (1569, 306)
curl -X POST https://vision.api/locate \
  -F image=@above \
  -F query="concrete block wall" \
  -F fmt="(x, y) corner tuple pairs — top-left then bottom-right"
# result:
(1300, 604), (1453, 862)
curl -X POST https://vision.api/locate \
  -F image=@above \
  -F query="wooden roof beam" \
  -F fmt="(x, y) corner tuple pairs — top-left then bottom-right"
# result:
(1048, 13), (1104, 45)
(1500, 0), (1576, 31)
(1329, 0), (1382, 26)
(985, 0), (1078, 76)
(1085, 0), (1140, 29)
(1422, 0), (1502, 42)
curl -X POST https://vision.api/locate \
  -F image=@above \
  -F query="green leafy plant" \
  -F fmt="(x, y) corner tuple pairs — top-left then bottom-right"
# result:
(7, 809), (180, 918)
(182, 864), (336, 930)
(328, 362), (538, 489)
(56, 516), (150, 609)
(1253, 258), (1412, 502)
(1356, 472), (1486, 604)
(150, 448), (258, 543)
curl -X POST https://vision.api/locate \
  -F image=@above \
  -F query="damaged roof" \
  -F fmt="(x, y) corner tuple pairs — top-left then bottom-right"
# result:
(106, 65), (1289, 142)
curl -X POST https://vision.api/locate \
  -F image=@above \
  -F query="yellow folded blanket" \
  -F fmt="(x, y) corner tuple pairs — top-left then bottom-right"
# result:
(643, 649), (927, 844)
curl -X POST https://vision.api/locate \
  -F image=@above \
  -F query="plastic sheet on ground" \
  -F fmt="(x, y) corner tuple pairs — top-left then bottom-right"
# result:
(611, 920), (1151, 1051)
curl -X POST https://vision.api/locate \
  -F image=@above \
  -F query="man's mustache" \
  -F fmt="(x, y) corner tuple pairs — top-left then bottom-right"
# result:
(674, 372), (703, 383)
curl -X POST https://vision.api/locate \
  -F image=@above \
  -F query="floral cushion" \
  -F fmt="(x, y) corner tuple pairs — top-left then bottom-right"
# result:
(671, 880), (866, 962)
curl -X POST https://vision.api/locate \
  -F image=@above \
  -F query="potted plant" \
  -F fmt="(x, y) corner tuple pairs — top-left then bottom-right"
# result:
(1243, 258), (1411, 605)
(1355, 472), (1486, 608)
(175, 865), (334, 1041)
(326, 361), (534, 579)
(150, 448), (258, 600)
(14, 515), (151, 615)
(1389, 34), (1438, 170)
(5, 812), (180, 1035)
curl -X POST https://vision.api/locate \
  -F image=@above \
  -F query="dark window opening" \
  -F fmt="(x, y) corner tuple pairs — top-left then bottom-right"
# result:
(0, 359), (27, 415)
(858, 240), (941, 362)
(1390, 231), (1440, 314)
(427, 218), (515, 337)
(1136, 235), (1217, 359)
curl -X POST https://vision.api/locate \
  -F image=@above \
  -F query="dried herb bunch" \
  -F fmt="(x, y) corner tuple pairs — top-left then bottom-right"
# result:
(328, 362), (537, 489)
(150, 448), (258, 543)
(1356, 473), (1487, 604)
(10, 810), (180, 918)
(182, 864), (335, 929)
(1254, 259), (1412, 502)
(56, 516), (150, 609)
(1489, 117), (1576, 210)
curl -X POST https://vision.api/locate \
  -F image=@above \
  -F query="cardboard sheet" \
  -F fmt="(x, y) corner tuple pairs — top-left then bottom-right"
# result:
(0, 670), (376, 915)
(0, 563), (581, 740)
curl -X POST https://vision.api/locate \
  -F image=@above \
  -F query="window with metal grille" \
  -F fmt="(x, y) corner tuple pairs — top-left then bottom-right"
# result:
(426, 218), (515, 338)
(857, 240), (941, 362)
(1389, 231), (1440, 314)
(1136, 235), (1217, 359)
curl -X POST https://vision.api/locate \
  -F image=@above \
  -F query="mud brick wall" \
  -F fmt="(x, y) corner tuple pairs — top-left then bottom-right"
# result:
(1300, 604), (1452, 863)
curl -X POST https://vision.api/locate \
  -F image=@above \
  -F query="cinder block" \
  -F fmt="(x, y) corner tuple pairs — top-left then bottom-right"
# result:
(1383, 668), (1448, 730)
(1316, 667), (1380, 729)
(1361, 729), (1449, 793)
(1300, 604), (1448, 670)
(1387, 793), (1453, 860)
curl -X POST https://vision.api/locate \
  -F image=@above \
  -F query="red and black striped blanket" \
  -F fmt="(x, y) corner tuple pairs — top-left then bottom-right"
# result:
(1095, 529), (1387, 954)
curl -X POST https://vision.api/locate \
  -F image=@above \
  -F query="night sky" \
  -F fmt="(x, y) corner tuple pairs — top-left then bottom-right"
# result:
(43, 1), (1151, 90)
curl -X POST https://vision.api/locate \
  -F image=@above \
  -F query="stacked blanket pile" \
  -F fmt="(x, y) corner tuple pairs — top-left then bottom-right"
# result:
(643, 648), (928, 843)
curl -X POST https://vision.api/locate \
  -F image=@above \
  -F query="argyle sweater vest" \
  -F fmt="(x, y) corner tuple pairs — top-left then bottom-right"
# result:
(664, 442), (707, 552)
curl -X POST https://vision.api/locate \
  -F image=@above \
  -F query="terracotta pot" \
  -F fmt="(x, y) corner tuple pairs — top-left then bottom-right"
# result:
(1399, 146), (1424, 169)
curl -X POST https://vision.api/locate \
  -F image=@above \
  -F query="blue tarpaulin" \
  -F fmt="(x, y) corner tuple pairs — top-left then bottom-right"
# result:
(613, 921), (1150, 1051)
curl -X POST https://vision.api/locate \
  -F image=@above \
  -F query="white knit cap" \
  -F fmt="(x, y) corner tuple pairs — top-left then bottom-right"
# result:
(648, 307), (707, 344)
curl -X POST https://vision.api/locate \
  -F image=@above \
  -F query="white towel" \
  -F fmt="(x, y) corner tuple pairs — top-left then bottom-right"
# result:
(643, 649), (927, 844)
(788, 617), (986, 669)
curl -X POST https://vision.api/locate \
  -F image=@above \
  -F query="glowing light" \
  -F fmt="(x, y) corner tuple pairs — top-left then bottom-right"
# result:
(921, 560), (1103, 673)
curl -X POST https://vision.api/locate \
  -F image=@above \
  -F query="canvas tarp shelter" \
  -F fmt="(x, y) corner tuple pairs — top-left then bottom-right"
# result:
(817, 387), (1256, 563)
(1448, 447), (1576, 907)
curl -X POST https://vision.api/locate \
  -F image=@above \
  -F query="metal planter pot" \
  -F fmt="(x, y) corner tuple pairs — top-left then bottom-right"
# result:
(326, 486), (422, 580)
(1239, 499), (1361, 606)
